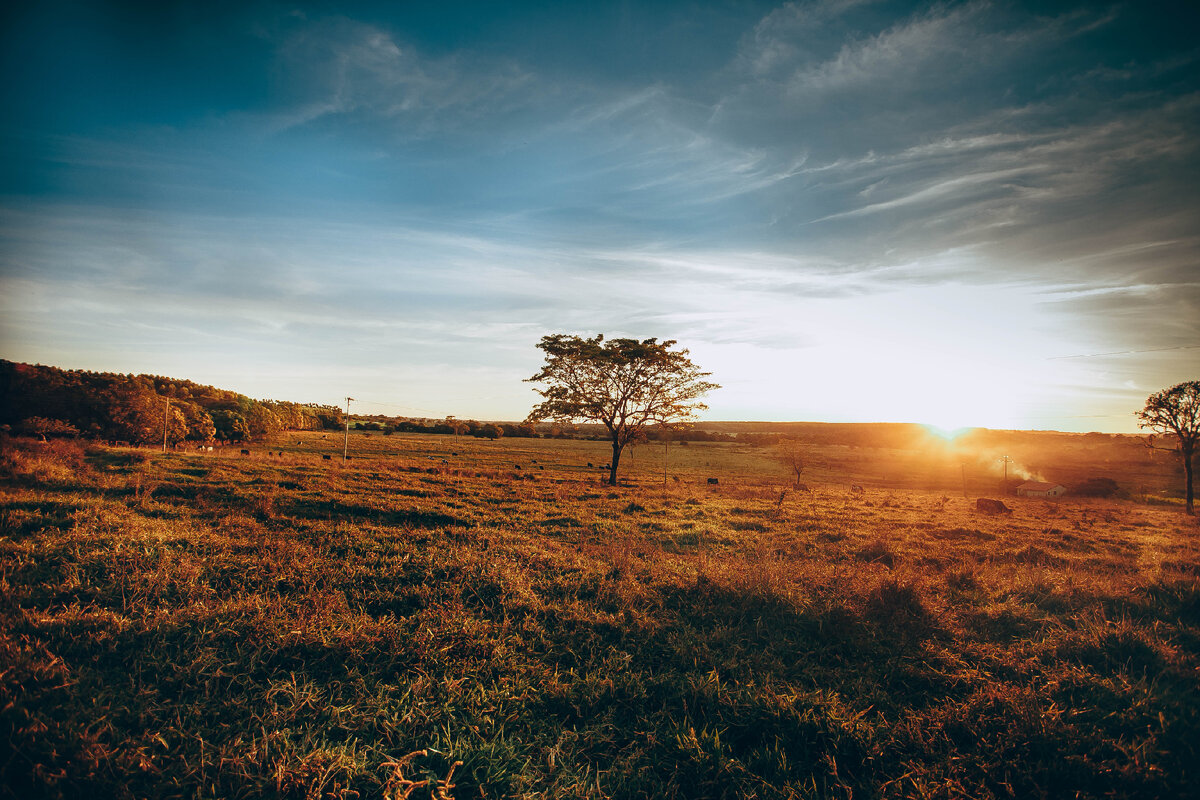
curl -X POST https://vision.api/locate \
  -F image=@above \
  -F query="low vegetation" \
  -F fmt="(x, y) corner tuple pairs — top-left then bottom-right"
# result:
(2, 430), (1197, 799)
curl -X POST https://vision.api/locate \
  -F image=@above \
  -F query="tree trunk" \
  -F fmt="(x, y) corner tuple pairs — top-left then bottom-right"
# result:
(1184, 445), (1195, 515)
(608, 438), (622, 486)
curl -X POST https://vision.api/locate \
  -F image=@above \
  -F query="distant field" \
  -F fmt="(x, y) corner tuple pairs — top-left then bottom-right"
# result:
(280, 427), (1182, 499)
(1, 432), (1197, 799)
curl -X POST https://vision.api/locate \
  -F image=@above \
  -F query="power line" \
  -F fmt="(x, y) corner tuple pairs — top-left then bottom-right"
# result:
(349, 398), (452, 416)
(1047, 344), (1200, 361)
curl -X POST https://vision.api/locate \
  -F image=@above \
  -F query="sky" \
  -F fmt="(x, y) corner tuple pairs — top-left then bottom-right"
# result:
(2, 0), (1197, 432)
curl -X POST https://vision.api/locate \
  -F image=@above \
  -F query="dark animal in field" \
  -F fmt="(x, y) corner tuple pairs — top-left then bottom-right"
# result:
(539, 465), (545, 470)
(322, 455), (332, 460)
(532, 459), (538, 464)
(240, 449), (250, 456)
(707, 477), (719, 485)
(976, 498), (1012, 515)
(588, 462), (594, 468)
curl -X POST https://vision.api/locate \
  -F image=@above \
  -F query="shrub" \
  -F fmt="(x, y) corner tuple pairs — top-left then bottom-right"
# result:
(1072, 477), (1121, 497)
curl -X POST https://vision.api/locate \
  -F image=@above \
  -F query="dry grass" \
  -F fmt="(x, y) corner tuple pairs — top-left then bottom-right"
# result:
(1, 432), (1197, 799)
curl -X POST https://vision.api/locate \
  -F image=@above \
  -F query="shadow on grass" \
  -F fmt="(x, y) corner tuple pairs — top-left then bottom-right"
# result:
(0, 498), (83, 540)
(284, 497), (469, 529)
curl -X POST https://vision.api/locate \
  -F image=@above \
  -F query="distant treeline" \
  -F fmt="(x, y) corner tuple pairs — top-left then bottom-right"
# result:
(0, 361), (342, 445)
(350, 414), (784, 445)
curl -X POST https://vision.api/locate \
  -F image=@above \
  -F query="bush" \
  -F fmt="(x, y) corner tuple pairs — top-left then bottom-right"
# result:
(1073, 477), (1121, 498)
(19, 417), (79, 439)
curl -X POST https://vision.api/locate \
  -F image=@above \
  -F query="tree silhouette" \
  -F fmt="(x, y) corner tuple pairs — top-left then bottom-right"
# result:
(526, 334), (718, 486)
(1137, 380), (1199, 515)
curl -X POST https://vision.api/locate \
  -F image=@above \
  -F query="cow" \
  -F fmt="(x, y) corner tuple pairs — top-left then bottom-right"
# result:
(976, 498), (1012, 515)
(322, 455), (332, 460)
(707, 477), (719, 485)
(240, 449), (250, 456)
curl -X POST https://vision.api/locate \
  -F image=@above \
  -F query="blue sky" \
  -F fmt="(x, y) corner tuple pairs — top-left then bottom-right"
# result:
(2, 0), (1197, 431)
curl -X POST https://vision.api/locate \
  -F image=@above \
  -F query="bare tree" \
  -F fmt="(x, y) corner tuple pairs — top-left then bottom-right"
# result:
(526, 334), (719, 486)
(777, 439), (806, 487)
(1137, 380), (1199, 515)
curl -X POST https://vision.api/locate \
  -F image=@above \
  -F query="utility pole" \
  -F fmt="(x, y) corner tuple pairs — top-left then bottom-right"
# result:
(343, 397), (354, 461)
(162, 396), (171, 453)
(961, 463), (968, 498)
(999, 455), (1012, 486)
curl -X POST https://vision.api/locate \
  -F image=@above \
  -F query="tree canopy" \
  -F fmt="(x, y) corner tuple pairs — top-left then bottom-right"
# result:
(526, 334), (719, 485)
(0, 360), (342, 446)
(1136, 380), (1199, 515)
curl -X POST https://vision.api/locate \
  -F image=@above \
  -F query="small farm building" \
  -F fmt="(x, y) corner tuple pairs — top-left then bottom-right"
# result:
(1016, 481), (1067, 498)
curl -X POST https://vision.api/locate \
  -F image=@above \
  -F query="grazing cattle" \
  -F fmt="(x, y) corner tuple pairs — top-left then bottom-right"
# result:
(587, 462), (594, 468)
(322, 455), (332, 460)
(976, 498), (1012, 515)
(707, 477), (719, 485)
(240, 449), (250, 456)
(532, 459), (538, 464)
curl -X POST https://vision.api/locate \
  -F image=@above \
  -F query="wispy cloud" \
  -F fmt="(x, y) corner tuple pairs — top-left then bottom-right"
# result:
(255, 17), (544, 138)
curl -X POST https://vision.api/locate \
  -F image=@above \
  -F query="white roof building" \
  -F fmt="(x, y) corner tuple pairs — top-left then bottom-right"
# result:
(1016, 481), (1067, 498)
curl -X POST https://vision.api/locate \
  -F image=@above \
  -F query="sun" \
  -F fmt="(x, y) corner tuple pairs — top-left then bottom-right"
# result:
(923, 424), (970, 441)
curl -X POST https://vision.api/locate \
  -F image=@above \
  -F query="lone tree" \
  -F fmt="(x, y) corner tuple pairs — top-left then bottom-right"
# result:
(526, 334), (719, 486)
(1137, 380), (1199, 515)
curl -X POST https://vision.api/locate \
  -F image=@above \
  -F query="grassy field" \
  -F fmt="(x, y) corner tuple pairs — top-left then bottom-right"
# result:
(2, 430), (1197, 799)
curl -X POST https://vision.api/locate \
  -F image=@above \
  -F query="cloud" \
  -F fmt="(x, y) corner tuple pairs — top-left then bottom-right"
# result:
(256, 17), (543, 138)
